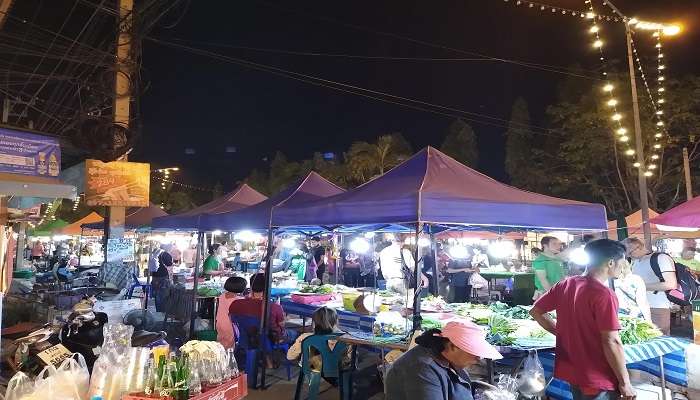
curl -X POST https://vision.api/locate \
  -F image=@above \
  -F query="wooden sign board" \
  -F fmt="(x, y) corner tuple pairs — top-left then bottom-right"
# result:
(85, 159), (150, 207)
(37, 344), (72, 368)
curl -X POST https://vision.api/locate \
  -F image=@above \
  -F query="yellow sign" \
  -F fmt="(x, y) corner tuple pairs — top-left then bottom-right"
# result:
(37, 344), (72, 368)
(85, 160), (150, 207)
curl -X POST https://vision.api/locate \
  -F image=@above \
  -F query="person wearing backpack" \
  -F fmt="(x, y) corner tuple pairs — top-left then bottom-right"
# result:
(622, 237), (677, 335)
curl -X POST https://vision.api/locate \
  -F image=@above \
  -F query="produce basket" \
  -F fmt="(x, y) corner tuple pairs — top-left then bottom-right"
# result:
(124, 374), (248, 400)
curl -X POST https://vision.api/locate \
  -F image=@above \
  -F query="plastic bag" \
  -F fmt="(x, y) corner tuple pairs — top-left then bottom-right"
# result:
(55, 353), (89, 400)
(4, 371), (33, 400)
(517, 350), (546, 397)
(469, 273), (489, 289)
(31, 366), (58, 399)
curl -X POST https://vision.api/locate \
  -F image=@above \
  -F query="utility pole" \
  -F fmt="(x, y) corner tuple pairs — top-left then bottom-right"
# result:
(105, 0), (133, 257)
(683, 147), (693, 200)
(625, 23), (653, 250)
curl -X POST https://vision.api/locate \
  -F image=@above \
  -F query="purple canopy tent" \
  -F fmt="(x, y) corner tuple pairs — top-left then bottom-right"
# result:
(198, 171), (345, 232)
(82, 203), (168, 231)
(273, 147), (607, 231)
(151, 183), (267, 231)
(651, 196), (700, 228)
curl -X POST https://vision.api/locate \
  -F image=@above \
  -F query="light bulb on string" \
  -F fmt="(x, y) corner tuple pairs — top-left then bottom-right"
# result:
(611, 113), (622, 121)
(593, 40), (603, 48)
(655, 133), (663, 138)
(589, 25), (599, 33)
(659, 65), (665, 70)
(603, 84), (614, 92)
(644, 171), (653, 177)
(607, 99), (618, 106)
(658, 87), (665, 92)
(658, 76), (665, 81)
(619, 136), (629, 142)
(656, 110), (663, 115)
(656, 121), (664, 126)
(616, 128), (627, 135)
(648, 164), (657, 170)
(625, 149), (635, 156)
(654, 144), (662, 149)
(651, 154), (660, 160)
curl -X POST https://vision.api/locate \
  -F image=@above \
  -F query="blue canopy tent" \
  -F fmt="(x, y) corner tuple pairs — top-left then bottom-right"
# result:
(273, 147), (607, 231)
(82, 203), (168, 232)
(198, 171), (345, 232)
(267, 147), (607, 351)
(151, 183), (267, 231)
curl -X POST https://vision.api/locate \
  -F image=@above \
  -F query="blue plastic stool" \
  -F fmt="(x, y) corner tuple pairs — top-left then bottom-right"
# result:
(294, 333), (352, 400)
(126, 272), (150, 303)
(231, 315), (293, 388)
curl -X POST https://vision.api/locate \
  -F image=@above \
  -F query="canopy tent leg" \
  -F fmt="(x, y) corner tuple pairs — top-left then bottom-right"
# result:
(260, 227), (275, 389)
(412, 223), (423, 331)
(429, 226), (438, 297)
(188, 231), (203, 339)
(337, 233), (343, 285)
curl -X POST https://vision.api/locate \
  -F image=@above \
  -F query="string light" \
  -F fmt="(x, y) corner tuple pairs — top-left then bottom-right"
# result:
(584, 1), (635, 160)
(499, 0), (618, 20)
(153, 176), (214, 192)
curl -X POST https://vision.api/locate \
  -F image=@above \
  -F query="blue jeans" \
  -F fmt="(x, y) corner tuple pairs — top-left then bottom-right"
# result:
(571, 386), (619, 400)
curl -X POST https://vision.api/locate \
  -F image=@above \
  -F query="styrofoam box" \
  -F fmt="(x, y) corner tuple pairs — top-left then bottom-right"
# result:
(633, 383), (672, 400)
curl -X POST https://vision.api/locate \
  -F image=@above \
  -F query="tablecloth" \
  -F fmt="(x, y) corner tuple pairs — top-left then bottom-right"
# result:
(280, 298), (375, 332)
(539, 337), (690, 400)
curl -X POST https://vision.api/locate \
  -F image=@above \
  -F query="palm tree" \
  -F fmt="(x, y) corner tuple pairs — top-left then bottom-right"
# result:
(346, 133), (412, 184)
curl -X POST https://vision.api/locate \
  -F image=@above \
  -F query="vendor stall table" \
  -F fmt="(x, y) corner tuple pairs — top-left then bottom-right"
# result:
(280, 298), (375, 332)
(479, 271), (535, 306)
(539, 336), (690, 400)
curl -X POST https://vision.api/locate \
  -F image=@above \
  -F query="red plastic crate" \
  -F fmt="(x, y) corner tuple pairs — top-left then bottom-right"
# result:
(123, 374), (248, 400)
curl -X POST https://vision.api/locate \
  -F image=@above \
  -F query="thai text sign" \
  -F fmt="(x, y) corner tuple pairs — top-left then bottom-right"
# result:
(85, 160), (149, 207)
(0, 128), (60, 177)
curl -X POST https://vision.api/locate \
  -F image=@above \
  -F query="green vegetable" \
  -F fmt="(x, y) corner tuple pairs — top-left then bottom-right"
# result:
(488, 301), (511, 313)
(619, 316), (662, 344)
(300, 284), (334, 294)
(502, 305), (533, 320)
(421, 318), (444, 330)
(486, 315), (517, 346)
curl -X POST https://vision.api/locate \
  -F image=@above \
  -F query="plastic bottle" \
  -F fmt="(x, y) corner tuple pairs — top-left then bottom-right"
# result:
(226, 348), (239, 378)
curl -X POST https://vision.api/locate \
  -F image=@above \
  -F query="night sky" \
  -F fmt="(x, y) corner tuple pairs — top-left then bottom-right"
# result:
(133, 0), (700, 191)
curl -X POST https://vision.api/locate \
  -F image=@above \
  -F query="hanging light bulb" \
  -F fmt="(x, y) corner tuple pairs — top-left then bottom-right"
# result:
(656, 121), (664, 126)
(658, 53), (664, 58)
(612, 113), (622, 121)
(656, 110), (664, 115)
(648, 164), (657, 170)
(658, 99), (665, 104)
(654, 144), (662, 149)
(603, 84), (614, 92)
(625, 149), (635, 156)
(633, 162), (641, 168)
(655, 133), (663, 138)
(607, 99), (618, 106)
(586, 12), (596, 19)
(658, 65), (666, 70)
(593, 40), (603, 48)
(616, 127), (627, 135)
(655, 43), (662, 48)
(619, 136), (629, 142)
(658, 87), (665, 92)
(589, 25), (599, 33)
(644, 171), (653, 177)
(651, 154), (660, 160)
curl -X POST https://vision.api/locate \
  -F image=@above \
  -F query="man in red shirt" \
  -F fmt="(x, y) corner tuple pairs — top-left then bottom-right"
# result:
(229, 273), (286, 341)
(530, 239), (635, 400)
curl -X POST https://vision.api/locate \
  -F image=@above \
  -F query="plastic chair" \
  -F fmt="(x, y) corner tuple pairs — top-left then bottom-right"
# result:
(294, 333), (352, 400)
(231, 314), (292, 388)
(126, 271), (151, 303)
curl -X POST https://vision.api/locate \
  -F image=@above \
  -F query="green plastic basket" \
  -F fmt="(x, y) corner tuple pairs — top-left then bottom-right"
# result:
(195, 330), (217, 341)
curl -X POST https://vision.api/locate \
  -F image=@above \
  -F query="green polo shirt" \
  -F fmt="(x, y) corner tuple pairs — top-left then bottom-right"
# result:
(532, 253), (564, 291)
(675, 257), (700, 273)
(202, 255), (220, 275)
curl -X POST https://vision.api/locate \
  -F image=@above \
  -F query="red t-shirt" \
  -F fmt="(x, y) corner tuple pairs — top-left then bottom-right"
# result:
(229, 297), (286, 339)
(534, 276), (621, 392)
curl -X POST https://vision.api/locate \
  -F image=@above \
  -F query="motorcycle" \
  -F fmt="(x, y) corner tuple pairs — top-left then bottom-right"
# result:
(7, 296), (166, 376)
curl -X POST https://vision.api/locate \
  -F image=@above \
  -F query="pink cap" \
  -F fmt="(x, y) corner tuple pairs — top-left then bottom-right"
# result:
(438, 320), (503, 360)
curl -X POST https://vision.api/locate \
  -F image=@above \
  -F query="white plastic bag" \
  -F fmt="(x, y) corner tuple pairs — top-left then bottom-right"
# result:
(31, 365), (58, 399)
(4, 371), (33, 400)
(55, 353), (90, 400)
(469, 273), (488, 289)
(517, 350), (546, 397)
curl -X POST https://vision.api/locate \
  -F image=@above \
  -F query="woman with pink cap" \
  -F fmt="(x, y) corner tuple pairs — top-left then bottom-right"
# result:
(385, 320), (502, 400)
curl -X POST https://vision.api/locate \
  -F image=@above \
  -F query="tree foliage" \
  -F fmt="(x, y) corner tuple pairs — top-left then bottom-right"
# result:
(346, 133), (413, 184)
(504, 98), (535, 188)
(440, 119), (478, 167)
(505, 74), (700, 216)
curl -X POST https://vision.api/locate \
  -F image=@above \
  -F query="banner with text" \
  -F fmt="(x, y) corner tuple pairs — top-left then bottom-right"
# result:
(85, 160), (150, 207)
(0, 128), (60, 177)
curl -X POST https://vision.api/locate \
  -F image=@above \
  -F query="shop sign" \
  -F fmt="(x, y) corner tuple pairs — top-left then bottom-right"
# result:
(106, 237), (135, 262)
(37, 344), (72, 368)
(85, 159), (150, 207)
(0, 128), (60, 177)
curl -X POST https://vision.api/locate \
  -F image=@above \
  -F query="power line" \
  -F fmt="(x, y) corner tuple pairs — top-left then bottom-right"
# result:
(149, 37), (567, 137)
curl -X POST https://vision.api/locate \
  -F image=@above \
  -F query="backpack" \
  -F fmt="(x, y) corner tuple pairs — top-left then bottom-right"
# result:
(649, 252), (700, 306)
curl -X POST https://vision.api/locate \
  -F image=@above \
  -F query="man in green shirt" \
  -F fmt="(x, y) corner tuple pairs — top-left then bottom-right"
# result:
(202, 244), (222, 277)
(675, 246), (700, 273)
(533, 236), (564, 295)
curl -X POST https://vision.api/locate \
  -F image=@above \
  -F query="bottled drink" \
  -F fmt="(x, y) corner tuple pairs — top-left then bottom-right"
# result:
(159, 358), (176, 397)
(188, 369), (202, 397)
(143, 358), (156, 396)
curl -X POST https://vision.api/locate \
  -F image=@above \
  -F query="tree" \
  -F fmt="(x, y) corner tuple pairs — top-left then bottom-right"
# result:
(440, 119), (478, 167)
(346, 133), (412, 184)
(510, 73), (700, 216)
(505, 98), (537, 188)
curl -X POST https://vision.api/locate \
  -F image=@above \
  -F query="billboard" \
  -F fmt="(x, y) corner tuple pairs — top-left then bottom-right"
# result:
(0, 128), (60, 177)
(85, 160), (150, 207)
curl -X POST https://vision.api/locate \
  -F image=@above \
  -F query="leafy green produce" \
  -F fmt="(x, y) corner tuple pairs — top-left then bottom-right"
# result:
(486, 315), (517, 346)
(527, 327), (552, 339)
(503, 305), (533, 320)
(421, 318), (444, 330)
(300, 284), (334, 294)
(488, 301), (511, 313)
(619, 316), (663, 344)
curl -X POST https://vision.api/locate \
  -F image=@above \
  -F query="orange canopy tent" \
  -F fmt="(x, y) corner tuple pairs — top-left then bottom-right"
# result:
(58, 212), (103, 236)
